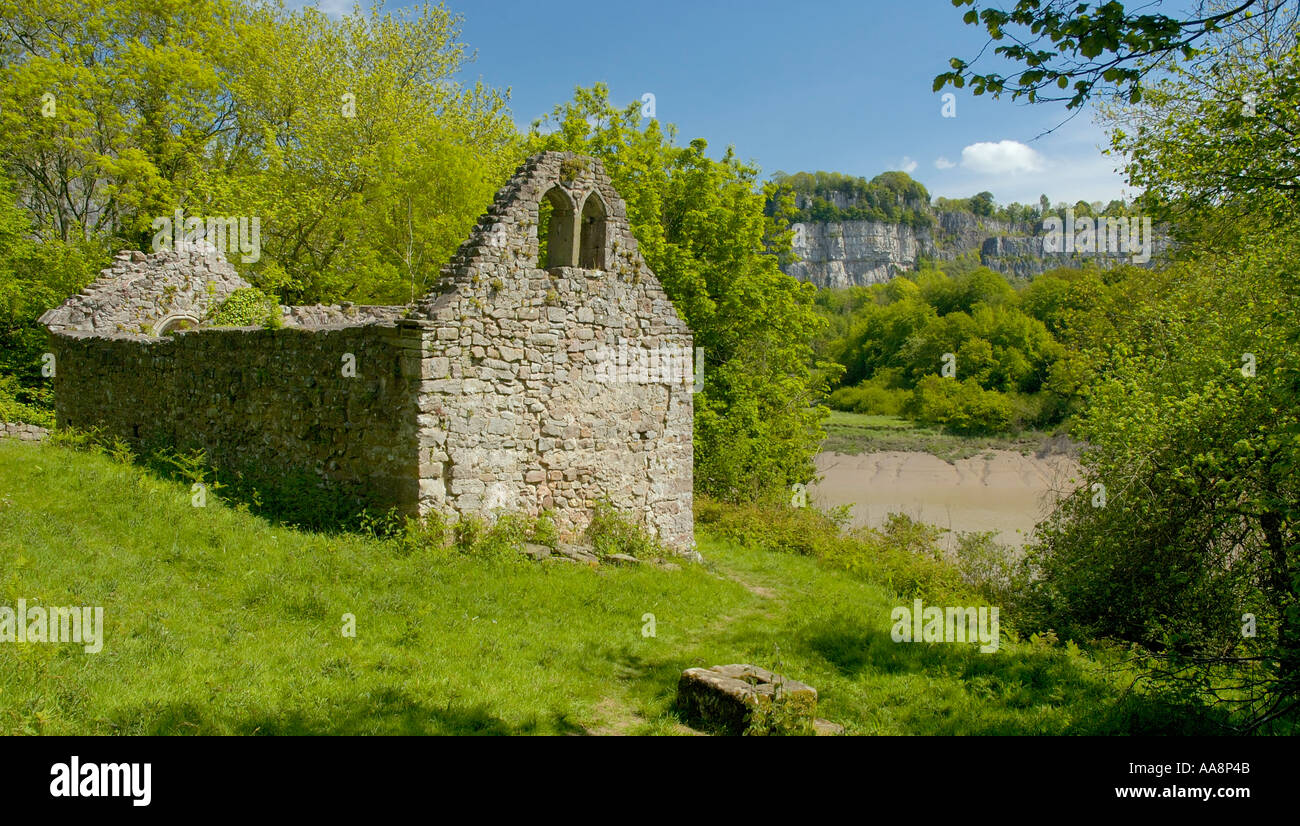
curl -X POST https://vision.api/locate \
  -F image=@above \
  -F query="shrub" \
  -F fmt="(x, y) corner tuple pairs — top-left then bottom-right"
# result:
(953, 530), (1021, 603)
(527, 509), (559, 549)
(398, 512), (449, 556)
(0, 374), (54, 427)
(697, 497), (968, 603)
(908, 375), (1015, 435)
(450, 513), (534, 559)
(478, 513), (530, 558)
(821, 515), (966, 601)
(452, 514), (486, 554)
(584, 500), (663, 558)
(210, 288), (281, 328)
(695, 496), (842, 557)
(827, 379), (909, 415)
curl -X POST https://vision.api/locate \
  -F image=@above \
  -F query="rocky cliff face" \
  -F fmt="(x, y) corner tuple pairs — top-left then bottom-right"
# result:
(785, 221), (927, 287)
(785, 210), (1166, 288)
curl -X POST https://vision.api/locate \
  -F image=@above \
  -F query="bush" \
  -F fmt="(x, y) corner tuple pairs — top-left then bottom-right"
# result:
(470, 513), (530, 559)
(210, 288), (281, 328)
(697, 498), (968, 602)
(908, 375), (1015, 435)
(584, 500), (663, 558)
(451, 511), (560, 560)
(397, 512), (449, 556)
(0, 374), (54, 427)
(527, 509), (559, 549)
(953, 531), (1021, 603)
(827, 379), (909, 415)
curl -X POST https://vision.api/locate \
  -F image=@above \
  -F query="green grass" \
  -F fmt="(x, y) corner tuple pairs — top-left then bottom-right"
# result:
(0, 439), (1197, 735)
(822, 411), (1072, 461)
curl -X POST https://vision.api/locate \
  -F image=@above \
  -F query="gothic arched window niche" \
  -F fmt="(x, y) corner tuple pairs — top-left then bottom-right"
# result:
(537, 186), (577, 269)
(578, 192), (608, 270)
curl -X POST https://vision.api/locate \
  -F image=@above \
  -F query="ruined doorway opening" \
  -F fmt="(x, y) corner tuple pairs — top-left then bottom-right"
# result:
(155, 314), (200, 336)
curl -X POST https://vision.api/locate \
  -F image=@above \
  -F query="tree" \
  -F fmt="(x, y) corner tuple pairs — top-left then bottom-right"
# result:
(1024, 231), (1300, 729)
(934, 0), (1278, 109)
(0, 174), (103, 422)
(1102, 9), (1300, 234)
(969, 190), (995, 216)
(0, 0), (519, 304)
(937, 1), (1300, 728)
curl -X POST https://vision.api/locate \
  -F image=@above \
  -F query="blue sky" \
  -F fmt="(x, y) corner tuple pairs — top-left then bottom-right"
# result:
(306, 0), (1141, 206)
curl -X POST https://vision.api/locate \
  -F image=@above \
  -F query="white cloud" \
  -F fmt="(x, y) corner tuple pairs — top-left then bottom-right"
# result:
(960, 140), (1046, 175)
(897, 156), (918, 174)
(925, 119), (1132, 204)
(934, 156), (956, 170)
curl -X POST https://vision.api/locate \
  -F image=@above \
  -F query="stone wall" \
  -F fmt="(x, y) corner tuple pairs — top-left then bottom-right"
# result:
(282, 304), (409, 328)
(40, 243), (250, 336)
(0, 422), (49, 441)
(49, 322), (425, 514)
(412, 152), (694, 546)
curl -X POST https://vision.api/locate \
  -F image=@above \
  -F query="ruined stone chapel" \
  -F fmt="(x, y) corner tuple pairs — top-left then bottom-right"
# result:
(40, 152), (695, 547)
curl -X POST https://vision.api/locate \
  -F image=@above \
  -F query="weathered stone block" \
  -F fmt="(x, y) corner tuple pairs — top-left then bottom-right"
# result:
(677, 665), (818, 735)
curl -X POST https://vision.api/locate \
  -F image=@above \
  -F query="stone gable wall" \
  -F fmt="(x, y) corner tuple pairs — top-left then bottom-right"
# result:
(412, 151), (693, 546)
(40, 245), (250, 336)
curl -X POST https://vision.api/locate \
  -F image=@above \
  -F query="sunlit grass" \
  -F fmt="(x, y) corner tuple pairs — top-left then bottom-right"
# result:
(0, 439), (1193, 734)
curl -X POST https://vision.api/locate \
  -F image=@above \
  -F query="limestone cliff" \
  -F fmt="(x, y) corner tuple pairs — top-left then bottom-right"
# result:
(785, 210), (1167, 288)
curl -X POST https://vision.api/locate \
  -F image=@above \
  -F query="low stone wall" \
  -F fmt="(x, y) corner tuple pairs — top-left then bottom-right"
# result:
(0, 422), (49, 441)
(282, 304), (409, 328)
(49, 322), (427, 516)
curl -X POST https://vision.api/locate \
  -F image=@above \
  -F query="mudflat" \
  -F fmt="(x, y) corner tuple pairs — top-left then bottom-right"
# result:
(810, 450), (1083, 548)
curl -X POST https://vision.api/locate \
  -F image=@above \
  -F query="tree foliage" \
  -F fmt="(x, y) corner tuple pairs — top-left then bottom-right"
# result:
(1103, 4), (1300, 234)
(0, 0), (519, 304)
(934, 0), (1272, 109)
(815, 264), (1079, 432)
(1024, 230), (1300, 729)
(768, 169), (932, 228)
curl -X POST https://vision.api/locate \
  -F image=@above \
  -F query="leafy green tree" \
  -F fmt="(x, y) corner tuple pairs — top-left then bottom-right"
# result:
(1104, 14), (1300, 233)
(1024, 231), (1300, 728)
(0, 0), (518, 304)
(768, 169), (932, 227)
(935, 0), (1273, 109)
(969, 190), (995, 216)
(908, 375), (1015, 435)
(0, 175), (104, 420)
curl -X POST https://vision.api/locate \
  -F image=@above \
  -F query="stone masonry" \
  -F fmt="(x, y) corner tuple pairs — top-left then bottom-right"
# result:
(40, 152), (695, 547)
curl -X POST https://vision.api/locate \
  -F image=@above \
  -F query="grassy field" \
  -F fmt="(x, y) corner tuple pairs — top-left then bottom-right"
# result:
(821, 411), (1074, 461)
(0, 438), (1200, 735)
